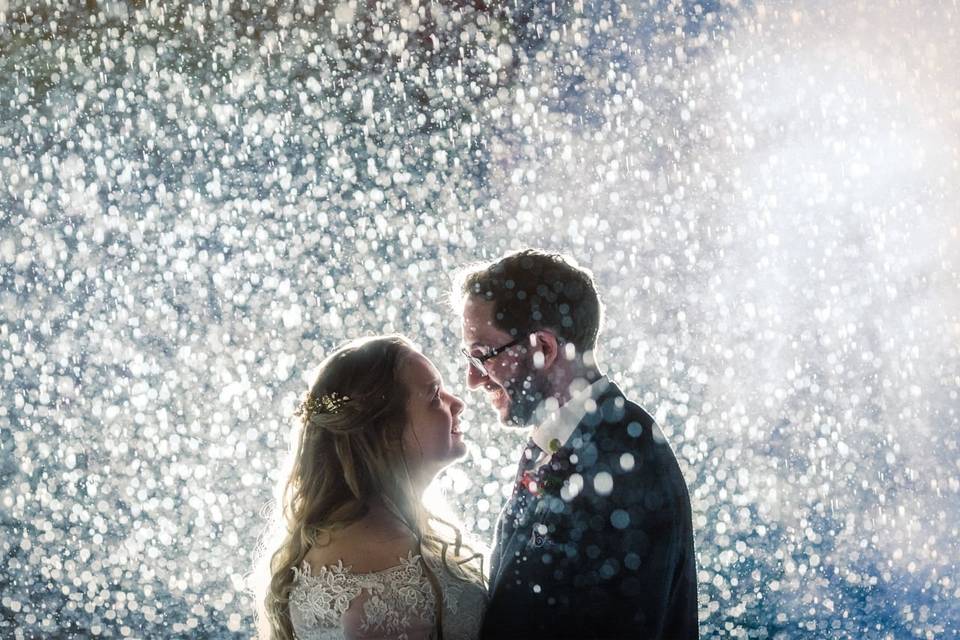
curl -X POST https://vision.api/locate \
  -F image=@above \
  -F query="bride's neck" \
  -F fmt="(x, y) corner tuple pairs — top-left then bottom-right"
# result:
(361, 500), (418, 535)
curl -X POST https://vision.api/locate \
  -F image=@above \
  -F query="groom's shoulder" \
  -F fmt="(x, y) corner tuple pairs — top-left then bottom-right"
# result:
(587, 384), (687, 478)
(587, 383), (657, 444)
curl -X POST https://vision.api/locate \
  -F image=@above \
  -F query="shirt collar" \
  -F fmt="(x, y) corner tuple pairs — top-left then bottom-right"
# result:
(529, 375), (610, 454)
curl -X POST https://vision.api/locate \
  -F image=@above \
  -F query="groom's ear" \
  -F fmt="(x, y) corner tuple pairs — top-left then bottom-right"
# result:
(531, 331), (560, 370)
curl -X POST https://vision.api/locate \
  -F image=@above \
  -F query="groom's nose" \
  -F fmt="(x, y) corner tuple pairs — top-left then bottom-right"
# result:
(466, 362), (487, 389)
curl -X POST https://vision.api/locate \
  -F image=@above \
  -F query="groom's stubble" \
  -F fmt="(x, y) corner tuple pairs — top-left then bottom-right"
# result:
(503, 362), (552, 427)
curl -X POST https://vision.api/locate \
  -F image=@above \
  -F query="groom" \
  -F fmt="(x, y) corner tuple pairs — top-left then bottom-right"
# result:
(457, 249), (698, 639)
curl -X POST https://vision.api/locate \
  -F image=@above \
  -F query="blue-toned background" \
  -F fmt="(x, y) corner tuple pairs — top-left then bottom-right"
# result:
(2, 0), (958, 637)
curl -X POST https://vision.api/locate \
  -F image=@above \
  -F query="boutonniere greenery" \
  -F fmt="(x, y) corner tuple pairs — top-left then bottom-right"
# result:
(520, 439), (575, 499)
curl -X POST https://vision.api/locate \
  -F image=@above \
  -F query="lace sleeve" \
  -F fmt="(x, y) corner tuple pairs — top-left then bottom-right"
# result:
(288, 554), (437, 640)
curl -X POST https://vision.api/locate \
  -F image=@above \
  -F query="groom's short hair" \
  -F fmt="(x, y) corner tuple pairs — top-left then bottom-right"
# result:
(458, 249), (603, 353)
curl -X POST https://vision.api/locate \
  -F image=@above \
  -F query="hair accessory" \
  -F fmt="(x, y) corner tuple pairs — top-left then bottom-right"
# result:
(296, 391), (352, 420)
(318, 392), (351, 414)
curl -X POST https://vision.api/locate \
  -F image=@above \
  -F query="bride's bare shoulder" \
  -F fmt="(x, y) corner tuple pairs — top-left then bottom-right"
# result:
(303, 513), (418, 575)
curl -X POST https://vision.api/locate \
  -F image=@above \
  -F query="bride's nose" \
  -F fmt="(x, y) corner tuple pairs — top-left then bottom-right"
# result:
(450, 394), (465, 417)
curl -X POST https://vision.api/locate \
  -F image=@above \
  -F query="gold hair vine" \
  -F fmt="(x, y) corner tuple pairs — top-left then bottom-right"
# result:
(297, 391), (352, 420)
(318, 392), (351, 414)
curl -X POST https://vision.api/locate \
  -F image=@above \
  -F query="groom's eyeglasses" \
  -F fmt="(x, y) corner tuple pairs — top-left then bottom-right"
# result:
(460, 337), (527, 377)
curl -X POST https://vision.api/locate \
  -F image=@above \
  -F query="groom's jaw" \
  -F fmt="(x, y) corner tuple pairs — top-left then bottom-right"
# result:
(483, 387), (513, 424)
(489, 390), (508, 415)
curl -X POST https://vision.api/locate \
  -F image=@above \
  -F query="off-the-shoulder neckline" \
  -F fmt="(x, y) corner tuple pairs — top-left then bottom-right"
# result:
(296, 550), (423, 579)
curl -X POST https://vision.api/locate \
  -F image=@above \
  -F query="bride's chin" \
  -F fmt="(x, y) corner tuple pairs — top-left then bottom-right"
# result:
(449, 440), (469, 459)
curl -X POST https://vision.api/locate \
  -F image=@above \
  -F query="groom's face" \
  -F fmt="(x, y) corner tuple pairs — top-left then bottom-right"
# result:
(460, 296), (547, 427)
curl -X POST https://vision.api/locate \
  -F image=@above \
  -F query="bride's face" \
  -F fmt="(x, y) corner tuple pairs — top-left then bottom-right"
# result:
(401, 352), (468, 479)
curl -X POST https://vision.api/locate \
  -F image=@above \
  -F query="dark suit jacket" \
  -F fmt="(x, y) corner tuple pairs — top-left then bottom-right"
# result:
(481, 383), (698, 640)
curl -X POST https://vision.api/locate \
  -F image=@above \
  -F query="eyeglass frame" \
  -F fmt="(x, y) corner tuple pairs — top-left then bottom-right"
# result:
(460, 336), (528, 377)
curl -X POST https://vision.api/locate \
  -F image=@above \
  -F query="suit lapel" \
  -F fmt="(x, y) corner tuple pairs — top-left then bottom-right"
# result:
(490, 494), (542, 593)
(489, 499), (511, 589)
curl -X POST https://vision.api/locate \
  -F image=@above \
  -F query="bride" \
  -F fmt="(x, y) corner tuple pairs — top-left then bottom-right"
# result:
(256, 335), (487, 640)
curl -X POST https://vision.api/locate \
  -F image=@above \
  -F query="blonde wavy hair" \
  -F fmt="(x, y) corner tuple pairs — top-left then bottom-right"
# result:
(253, 335), (483, 640)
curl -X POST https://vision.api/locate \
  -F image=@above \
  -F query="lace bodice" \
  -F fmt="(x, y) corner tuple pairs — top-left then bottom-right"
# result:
(289, 552), (486, 640)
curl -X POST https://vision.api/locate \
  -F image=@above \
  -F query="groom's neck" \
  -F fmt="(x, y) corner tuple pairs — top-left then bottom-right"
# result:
(547, 362), (603, 409)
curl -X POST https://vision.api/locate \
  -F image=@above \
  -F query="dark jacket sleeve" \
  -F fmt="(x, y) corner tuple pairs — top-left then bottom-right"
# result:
(609, 411), (698, 639)
(555, 399), (697, 639)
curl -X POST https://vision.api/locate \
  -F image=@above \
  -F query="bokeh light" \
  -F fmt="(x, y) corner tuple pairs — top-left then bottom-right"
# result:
(2, 1), (958, 638)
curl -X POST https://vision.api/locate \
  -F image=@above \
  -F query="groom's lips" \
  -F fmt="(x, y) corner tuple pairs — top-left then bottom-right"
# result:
(488, 390), (510, 415)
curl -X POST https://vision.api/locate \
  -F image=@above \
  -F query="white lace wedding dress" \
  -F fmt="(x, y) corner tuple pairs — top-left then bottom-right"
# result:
(288, 551), (486, 640)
